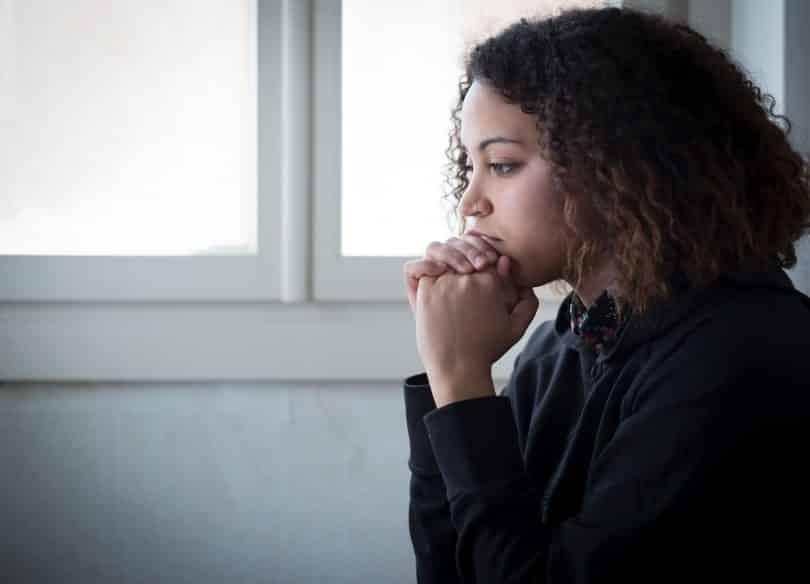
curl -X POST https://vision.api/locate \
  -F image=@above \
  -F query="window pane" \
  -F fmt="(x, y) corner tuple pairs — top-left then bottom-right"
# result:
(341, 0), (603, 257)
(0, 0), (257, 256)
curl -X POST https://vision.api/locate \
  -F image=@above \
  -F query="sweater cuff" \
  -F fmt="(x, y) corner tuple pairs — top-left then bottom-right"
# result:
(403, 372), (441, 476)
(423, 396), (524, 499)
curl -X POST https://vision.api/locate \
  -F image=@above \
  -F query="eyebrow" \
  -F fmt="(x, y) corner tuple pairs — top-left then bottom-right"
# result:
(462, 136), (524, 153)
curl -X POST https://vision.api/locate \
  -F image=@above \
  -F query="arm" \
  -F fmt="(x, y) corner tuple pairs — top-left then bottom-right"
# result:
(404, 339), (535, 584)
(404, 373), (461, 584)
(404, 342), (536, 584)
(421, 367), (755, 584)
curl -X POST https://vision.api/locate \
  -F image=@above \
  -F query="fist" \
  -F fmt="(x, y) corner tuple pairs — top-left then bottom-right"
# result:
(403, 234), (516, 315)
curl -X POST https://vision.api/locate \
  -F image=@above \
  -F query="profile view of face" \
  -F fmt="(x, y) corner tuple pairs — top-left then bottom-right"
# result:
(459, 80), (569, 288)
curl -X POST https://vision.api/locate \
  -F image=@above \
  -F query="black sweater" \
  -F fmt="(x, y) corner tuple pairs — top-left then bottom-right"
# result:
(404, 265), (810, 583)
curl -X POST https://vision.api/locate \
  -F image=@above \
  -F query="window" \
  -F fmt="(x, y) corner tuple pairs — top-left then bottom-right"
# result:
(0, 0), (276, 302)
(315, 0), (603, 301)
(5, 0), (797, 382)
(341, 0), (604, 258)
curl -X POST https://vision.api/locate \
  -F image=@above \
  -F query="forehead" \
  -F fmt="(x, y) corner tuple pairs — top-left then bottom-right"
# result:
(459, 81), (539, 147)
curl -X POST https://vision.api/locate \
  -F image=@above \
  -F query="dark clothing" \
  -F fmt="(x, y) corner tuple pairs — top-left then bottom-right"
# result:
(404, 265), (810, 583)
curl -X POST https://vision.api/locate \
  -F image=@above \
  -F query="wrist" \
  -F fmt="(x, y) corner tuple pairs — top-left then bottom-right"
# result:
(428, 367), (496, 408)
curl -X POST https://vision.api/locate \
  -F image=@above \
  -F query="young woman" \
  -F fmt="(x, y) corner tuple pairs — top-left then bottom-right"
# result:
(402, 6), (810, 583)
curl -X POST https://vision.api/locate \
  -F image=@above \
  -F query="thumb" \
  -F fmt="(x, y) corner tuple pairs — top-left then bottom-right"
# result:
(496, 254), (511, 281)
(496, 255), (520, 312)
(509, 286), (539, 340)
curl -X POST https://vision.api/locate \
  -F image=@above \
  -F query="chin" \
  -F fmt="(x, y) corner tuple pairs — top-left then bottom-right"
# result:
(513, 261), (559, 289)
(510, 261), (533, 288)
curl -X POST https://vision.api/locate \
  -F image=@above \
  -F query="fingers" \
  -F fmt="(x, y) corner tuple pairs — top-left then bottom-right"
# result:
(497, 255), (522, 293)
(404, 258), (448, 282)
(404, 259), (448, 315)
(494, 257), (519, 312)
(425, 234), (500, 273)
(405, 234), (508, 315)
(459, 233), (501, 261)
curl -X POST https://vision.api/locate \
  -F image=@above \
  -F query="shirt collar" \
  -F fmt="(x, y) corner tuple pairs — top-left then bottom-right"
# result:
(554, 261), (800, 362)
(569, 288), (626, 354)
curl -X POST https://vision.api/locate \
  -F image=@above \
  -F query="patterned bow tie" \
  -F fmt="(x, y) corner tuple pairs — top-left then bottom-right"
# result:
(569, 288), (625, 353)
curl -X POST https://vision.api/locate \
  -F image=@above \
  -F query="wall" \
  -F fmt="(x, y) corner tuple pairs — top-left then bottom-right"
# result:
(0, 383), (415, 583)
(784, 0), (810, 292)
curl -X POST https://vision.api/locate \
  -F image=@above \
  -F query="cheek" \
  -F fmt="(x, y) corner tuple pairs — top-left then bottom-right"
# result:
(515, 215), (569, 278)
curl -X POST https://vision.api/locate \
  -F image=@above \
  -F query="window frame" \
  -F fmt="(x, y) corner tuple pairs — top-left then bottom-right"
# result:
(0, 0), (282, 303)
(1, 0), (806, 383)
(0, 0), (547, 383)
(311, 0), (567, 304)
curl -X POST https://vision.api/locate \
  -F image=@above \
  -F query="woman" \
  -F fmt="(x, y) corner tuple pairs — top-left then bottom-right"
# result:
(402, 6), (810, 583)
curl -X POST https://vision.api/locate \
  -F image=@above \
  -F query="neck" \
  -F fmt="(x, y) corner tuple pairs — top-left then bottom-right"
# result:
(573, 261), (617, 308)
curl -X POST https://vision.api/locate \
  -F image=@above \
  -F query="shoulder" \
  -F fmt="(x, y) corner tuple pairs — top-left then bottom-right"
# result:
(628, 279), (810, 412)
(657, 278), (809, 362)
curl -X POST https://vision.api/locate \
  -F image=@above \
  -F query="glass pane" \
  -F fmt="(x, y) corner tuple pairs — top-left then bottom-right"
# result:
(341, 0), (604, 257)
(0, 0), (257, 256)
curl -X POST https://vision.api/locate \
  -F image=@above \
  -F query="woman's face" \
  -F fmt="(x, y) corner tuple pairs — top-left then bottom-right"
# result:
(459, 80), (569, 289)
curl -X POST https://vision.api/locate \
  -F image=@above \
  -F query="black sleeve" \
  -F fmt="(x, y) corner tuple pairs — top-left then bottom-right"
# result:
(419, 367), (763, 584)
(404, 373), (461, 583)
(403, 348), (530, 584)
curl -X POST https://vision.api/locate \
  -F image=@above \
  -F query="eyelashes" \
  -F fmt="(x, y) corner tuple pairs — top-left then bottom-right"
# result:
(462, 162), (521, 177)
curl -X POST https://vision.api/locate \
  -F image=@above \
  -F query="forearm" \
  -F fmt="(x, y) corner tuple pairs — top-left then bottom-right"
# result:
(424, 395), (549, 583)
(404, 374), (461, 582)
(409, 471), (462, 583)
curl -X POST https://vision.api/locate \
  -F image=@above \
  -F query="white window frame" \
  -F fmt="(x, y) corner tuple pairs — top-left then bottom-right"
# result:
(1, 0), (806, 383)
(0, 0), (559, 384)
(0, 0), (281, 303)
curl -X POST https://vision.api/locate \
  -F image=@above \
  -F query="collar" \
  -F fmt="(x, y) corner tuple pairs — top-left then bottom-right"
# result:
(554, 261), (804, 362)
(569, 288), (626, 354)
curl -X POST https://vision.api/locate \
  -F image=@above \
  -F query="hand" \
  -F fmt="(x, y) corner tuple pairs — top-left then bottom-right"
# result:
(403, 234), (512, 316)
(414, 263), (539, 406)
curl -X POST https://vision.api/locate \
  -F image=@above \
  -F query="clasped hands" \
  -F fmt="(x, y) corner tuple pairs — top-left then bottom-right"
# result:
(403, 234), (539, 407)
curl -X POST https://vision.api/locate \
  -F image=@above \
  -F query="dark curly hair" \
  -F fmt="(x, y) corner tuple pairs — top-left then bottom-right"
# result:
(443, 6), (810, 316)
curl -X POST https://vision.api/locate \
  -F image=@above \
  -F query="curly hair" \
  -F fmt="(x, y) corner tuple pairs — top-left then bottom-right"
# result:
(443, 6), (810, 316)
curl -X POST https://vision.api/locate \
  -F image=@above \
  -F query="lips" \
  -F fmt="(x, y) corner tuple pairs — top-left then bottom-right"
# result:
(466, 229), (502, 242)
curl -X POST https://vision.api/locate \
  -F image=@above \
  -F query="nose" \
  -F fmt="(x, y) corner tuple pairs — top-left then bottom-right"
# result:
(459, 183), (492, 219)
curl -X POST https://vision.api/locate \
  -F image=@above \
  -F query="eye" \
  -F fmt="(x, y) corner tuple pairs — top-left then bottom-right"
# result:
(461, 162), (521, 177)
(490, 162), (519, 176)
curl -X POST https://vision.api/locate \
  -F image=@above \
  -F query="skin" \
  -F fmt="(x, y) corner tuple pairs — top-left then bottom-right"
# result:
(457, 79), (615, 307)
(413, 80), (619, 406)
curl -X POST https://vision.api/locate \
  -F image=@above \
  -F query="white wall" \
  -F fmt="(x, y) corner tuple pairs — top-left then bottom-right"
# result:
(730, 0), (810, 293)
(784, 0), (810, 292)
(0, 382), (414, 583)
(731, 0), (785, 116)
(689, 0), (809, 294)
